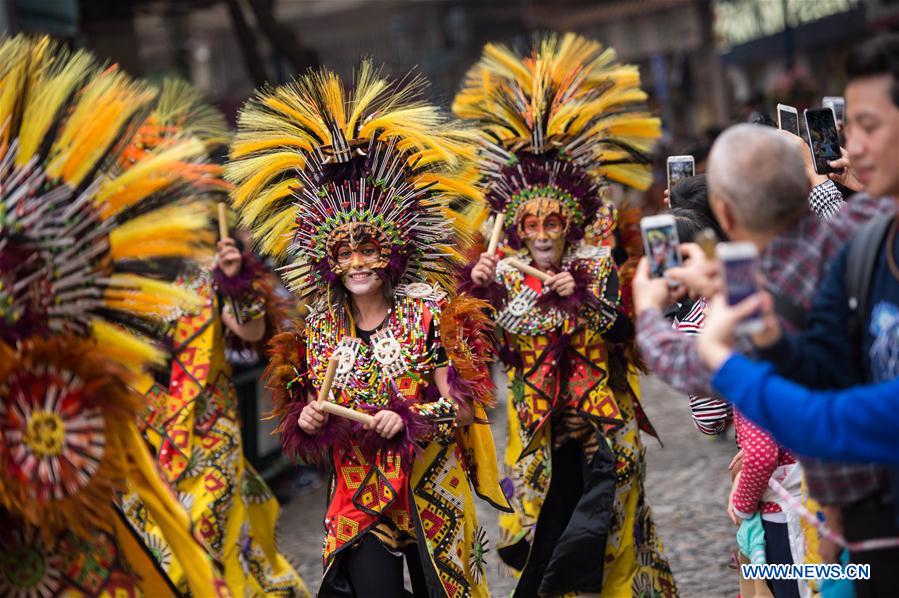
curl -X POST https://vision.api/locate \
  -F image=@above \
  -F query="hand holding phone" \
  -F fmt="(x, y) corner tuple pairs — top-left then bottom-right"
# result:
(716, 242), (763, 334)
(641, 214), (683, 283)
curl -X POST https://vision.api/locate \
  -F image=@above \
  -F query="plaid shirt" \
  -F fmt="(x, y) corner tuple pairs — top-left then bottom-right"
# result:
(637, 193), (896, 505)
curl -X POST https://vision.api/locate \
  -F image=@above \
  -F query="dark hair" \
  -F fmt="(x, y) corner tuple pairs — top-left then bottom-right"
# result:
(845, 33), (899, 107)
(746, 111), (777, 128)
(668, 207), (714, 243)
(668, 174), (728, 240)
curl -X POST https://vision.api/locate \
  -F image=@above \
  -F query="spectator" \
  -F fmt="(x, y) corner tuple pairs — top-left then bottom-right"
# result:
(696, 292), (899, 466)
(752, 34), (899, 596)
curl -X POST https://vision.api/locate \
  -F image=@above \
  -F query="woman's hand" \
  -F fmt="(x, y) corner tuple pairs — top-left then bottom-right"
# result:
(217, 238), (242, 278)
(632, 256), (678, 313)
(471, 252), (498, 286)
(298, 401), (329, 434)
(727, 470), (742, 526)
(546, 271), (576, 297)
(366, 410), (405, 439)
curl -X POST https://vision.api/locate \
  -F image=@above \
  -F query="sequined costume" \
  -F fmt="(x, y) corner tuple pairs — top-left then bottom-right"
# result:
(454, 33), (677, 597)
(0, 35), (227, 596)
(227, 62), (509, 597)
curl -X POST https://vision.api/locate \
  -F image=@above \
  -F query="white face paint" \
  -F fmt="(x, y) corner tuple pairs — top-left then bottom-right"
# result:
(525, 236), (565, 270)
(342, 267), (383, 297)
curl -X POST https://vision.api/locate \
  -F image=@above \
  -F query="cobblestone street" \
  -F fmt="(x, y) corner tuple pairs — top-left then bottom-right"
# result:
(278, 374), (740, 597)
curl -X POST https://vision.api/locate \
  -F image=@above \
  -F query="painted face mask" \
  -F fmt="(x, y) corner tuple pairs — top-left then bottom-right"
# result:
(328, 223), (390, 276)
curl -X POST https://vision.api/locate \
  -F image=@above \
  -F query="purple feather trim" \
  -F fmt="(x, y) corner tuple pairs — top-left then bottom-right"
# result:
(279, 399), (351, 466)
(355, 396), (433, 473)
(535, 264), (597, 315)
(213, 251), (268, 300)
(456, 263), (507, 310)
(498, 342), (524, 371)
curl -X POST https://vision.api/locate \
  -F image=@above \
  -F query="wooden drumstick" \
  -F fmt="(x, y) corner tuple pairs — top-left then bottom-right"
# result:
(506, 257), (552, 282)
(313, 354), (375, 424)
(316, 354), (340, 404)
(216, 201), (243, 323)
(486, 212), (505, 255)
(319, 402), (375, 425)
(217, 202), (229, 240)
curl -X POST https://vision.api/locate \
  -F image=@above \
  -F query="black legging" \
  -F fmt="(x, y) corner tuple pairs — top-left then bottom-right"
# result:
(343, 535), (429, 597)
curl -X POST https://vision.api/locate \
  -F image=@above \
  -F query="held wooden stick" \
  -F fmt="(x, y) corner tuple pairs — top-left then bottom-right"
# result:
(316, 354), (340, 404)
(313, 354), (374, 424)
(486, 212), (505, 255)
(507, 257), (552, 282)
(216, 201), (243, 324)
(319, 402), (375, 425)
(217, 202), (229, 240)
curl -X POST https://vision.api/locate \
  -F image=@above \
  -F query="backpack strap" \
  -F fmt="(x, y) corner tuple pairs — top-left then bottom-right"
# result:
(845, 215), (894, 343)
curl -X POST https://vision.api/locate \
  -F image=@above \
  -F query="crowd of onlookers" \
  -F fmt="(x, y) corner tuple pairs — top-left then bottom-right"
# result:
(630, 33), (899, 597)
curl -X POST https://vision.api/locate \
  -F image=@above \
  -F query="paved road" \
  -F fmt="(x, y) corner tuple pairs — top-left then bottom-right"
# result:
(277, 374), (741, 597)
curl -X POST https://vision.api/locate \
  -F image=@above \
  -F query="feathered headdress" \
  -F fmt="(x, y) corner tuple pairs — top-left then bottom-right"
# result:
(453, 32), (660, 247)
(227, 60), (484, 301)
(0, 35), (224, 584)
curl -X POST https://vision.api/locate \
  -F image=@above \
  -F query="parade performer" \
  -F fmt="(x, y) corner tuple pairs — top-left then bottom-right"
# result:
(0, 35), (227, 595)
(227, 62), (509, 597)
(113, 82), (308, 596)
(455, 33), (677, 596)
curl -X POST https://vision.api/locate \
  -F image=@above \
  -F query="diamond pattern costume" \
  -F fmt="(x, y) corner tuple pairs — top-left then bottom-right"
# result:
(454, 33), (677, 597)
(227, 62), (509, 597)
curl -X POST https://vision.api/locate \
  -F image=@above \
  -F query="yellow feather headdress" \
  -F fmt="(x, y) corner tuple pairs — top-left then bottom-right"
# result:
(227, 60), (484, 301)
(453, 32), (660, 243)
(0, 38), (222, 362)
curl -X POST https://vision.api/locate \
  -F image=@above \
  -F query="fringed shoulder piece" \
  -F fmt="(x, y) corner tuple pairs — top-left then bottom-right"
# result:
(264, 319), (350, 464)
(440, 294), (496, 410)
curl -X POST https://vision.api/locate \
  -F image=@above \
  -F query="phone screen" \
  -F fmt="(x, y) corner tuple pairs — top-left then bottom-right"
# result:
(779, 109), (798, 135)
(723, 255), (759, 306)
(723, 254), (762, 329)
(806, 109), (841, 174)
(668, 160), (694, 189)
(644, 223), (682, 278)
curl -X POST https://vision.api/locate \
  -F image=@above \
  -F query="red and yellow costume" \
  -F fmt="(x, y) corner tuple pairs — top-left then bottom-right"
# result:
(454, 33), (677, 596)
(227, 62), (509, 597)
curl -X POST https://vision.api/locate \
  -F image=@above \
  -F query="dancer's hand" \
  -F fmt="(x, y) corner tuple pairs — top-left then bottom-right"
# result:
(471, 252), (498, 286)
(217, 238), (242, 278)
(367, 410), (405, 439)
(298, 402), (329, 434)
(546, 271), (575, 297)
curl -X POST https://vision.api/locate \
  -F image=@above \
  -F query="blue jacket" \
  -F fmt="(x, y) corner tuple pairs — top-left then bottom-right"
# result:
(712, 355), (899, 464)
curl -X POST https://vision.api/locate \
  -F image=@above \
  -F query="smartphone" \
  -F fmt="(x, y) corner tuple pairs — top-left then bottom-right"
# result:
(776, 103), (799, 136)
(716, 242), (763, 334)
(666, 155), (694, 191)
(804, 108), (842, 175)
(822, 96), (845, 124)
(641, 214), (682, 281)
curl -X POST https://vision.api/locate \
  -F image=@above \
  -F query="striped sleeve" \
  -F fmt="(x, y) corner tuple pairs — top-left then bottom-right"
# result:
(674, 299), (732, 436)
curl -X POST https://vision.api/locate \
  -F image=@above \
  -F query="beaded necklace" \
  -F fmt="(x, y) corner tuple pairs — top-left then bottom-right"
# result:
(306, 288), (443, 408)
(495, 242), (612, 336)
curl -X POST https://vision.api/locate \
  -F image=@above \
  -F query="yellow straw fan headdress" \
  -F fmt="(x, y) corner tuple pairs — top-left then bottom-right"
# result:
(453, 32), (660, 247)
(0, 37), (218, 360)
(227, 60), (483, 301)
